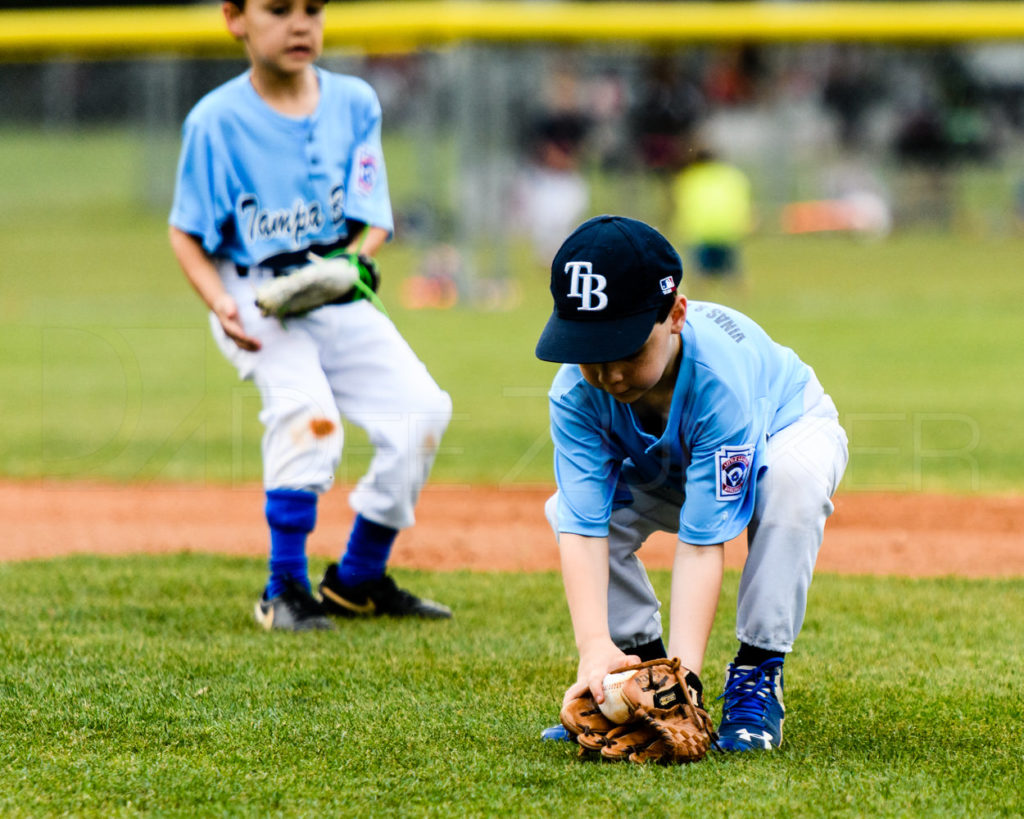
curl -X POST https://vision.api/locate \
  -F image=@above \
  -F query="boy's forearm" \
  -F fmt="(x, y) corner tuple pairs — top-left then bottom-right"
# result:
(347, 225), (389, 258)
(558, 532), (613, 652)
(667, 541), (724, 675)
(168, 226), (226, 311)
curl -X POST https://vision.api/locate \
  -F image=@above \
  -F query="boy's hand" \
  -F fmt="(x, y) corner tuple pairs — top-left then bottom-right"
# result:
(213, 292), (261, 352)
(563, 641), (641, 709)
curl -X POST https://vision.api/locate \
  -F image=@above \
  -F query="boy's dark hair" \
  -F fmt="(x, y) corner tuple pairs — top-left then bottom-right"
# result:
(655, 296), (675, 324)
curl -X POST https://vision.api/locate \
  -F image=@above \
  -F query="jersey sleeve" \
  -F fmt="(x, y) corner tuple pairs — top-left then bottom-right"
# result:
(550, 386), (621, 537)
(169, 114), (233, 256)
(678, 384), (768, 546)
(343, 84), (394, 236)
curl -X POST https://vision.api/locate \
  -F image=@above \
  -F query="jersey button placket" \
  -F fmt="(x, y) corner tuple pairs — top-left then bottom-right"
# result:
(305, 124), (326, 181)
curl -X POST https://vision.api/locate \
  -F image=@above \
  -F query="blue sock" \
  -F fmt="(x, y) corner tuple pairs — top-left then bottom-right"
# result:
(264, 489), (318, 599)
(337, 514), (398, 586)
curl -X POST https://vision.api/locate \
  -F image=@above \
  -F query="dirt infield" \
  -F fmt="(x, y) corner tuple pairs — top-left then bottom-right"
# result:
(3, 480), (1022, 577)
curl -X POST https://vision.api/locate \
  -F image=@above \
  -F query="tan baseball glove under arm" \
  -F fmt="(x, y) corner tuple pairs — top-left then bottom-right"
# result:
(254, 252), (380, 319)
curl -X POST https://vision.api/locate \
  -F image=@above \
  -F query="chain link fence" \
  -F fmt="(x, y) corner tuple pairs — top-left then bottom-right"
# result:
(4, 37), (1024, 278)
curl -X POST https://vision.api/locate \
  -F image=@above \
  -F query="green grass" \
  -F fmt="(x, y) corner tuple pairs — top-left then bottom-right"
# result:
(3, 127), (1024, 492)
(2, 128), (1021, 816)
(0, 554), (1021, 817)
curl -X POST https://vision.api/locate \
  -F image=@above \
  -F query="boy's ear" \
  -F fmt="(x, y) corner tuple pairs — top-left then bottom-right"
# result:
(669, 294), (687, 332)
(223, 2), (246, 39)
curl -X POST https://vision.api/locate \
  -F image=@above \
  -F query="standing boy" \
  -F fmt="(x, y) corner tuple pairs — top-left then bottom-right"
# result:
(169, 0), (452, 631)
(535, 215), (847, 751)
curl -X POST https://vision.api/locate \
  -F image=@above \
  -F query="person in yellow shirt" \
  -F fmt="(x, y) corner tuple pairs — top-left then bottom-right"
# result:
(671, 149), (752, 279)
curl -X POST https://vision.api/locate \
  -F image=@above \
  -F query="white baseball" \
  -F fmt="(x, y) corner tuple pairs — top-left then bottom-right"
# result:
(598, 669), (639, 723)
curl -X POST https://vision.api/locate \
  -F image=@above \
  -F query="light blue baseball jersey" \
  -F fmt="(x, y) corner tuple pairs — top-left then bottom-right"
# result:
(549, 301), (811, 545)
(169, 67), (393, 267)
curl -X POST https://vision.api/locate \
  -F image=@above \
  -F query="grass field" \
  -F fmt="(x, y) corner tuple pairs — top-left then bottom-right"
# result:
(2, 129), (1024, 491)
(1, 556), (1021, 816)
(2, 128), (1023, 816)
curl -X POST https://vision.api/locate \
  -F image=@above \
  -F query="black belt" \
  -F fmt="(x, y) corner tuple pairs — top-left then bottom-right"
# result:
(234, 237), (350, 278)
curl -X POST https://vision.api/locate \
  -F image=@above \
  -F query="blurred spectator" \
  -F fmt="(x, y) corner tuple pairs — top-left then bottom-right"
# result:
(585, 69), (630, 170)
(704, 44), (764, 107)
(894, 51), (996, 167)
(670, 148), (752, 279)
(631, 55), (706, 175)
(822, 47), (883, 150)
(510, 112), (591, 265)
(895, 105), (954, 167)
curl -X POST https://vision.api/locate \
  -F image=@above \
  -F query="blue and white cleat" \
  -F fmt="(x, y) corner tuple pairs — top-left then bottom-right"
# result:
(716, 658), (785, 751)
(540, 724), (575, 742)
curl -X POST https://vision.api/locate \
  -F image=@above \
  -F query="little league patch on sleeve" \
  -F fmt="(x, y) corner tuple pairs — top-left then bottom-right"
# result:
(356, 147), (378, 195)
(715, 445), (755, 501)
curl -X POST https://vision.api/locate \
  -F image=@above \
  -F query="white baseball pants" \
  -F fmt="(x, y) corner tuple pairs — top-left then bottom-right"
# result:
(212, 263), (451, 530)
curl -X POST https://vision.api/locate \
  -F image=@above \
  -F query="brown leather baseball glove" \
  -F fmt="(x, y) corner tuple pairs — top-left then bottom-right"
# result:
(558, 657), (717, 764)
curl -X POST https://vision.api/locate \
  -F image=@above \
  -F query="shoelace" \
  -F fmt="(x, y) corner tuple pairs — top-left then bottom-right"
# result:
(716, 658), (783, 723)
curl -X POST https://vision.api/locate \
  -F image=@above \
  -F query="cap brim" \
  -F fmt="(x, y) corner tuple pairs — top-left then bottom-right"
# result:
(535, 308), (660, 364)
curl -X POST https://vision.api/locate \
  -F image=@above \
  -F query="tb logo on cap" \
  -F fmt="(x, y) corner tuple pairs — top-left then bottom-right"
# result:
(564, 261), (608, 311)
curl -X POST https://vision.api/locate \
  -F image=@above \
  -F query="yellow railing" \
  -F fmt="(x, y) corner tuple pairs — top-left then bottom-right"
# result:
(3, 2), (1024, 58)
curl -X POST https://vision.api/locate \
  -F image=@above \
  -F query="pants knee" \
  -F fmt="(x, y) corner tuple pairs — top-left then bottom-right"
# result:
(380, 389), (451, 465)
(420, 388), (452, 446)
(261, 402), (342, 493)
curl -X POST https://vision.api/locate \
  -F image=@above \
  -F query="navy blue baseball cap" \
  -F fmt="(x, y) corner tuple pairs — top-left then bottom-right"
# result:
(535, 215), (683, 364)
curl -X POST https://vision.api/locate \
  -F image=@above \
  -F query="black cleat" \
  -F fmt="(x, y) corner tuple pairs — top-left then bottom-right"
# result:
(254, 578), (334, 632)
(318, 563), (452, 619)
